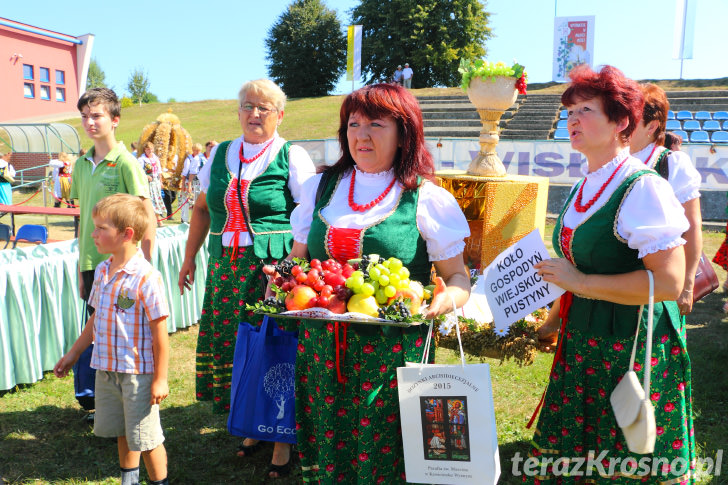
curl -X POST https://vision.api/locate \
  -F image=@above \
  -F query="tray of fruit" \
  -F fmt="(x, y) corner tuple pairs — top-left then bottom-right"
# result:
(247, 254), (437, 326)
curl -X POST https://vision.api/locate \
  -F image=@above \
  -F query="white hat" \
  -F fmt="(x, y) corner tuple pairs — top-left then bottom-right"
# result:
(405, 63), (409, 66)
(397, 65), (402, 68)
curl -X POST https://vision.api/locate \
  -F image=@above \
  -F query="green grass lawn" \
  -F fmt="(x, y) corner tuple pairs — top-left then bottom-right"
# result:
(2, 224), (727, 483)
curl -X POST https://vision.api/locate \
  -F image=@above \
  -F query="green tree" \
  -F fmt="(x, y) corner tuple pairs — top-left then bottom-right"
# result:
(86, 58), (107, 89)
(127, 68), (151, 106)
(351, 0), (492, 88)
(266, 0), (346, 97)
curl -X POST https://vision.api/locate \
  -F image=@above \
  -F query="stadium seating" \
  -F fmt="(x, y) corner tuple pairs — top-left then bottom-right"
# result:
(0, 224), (11, 249)
(11, 224), (48, 248)
(714, 111), (728, 121)
(682, 120), (701, 131)
(703, 120), (721, 131)
(556, 120), (568, 129)
(667, 110), (675, 120)
(712, 131), (728, 143)
(553, 129), (570, 140)
(689, 131), (710, 143)
(673, 130), (688, 141)
(666, 120), (682, 131)
(695, 111), (712, 121)
(676, 110), (693, 120)
(559, 110), (568, 119)
(723, 121), (728, 130)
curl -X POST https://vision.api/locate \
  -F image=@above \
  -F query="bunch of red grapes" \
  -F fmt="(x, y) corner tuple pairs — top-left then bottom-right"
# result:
(267, 258), (354, 312)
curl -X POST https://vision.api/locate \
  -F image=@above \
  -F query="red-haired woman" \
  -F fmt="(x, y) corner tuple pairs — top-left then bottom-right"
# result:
(630, 83), (702, 315)
(531, 66), (695, 483)
(286, 83), (471, 483)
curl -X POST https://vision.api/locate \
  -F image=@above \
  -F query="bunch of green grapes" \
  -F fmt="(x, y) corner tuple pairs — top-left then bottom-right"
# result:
(458, 58), (526, 91)
(345, 254), (412, 305)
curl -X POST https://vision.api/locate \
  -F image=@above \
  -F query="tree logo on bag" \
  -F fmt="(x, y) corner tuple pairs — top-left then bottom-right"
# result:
(264, 363), (295, 419)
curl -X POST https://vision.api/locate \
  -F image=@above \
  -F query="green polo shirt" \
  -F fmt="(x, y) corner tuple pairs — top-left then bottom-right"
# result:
(70, 143), (150, 272)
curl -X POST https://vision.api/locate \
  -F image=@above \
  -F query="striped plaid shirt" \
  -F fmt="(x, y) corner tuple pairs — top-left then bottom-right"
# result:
(89, 250), (169, 374)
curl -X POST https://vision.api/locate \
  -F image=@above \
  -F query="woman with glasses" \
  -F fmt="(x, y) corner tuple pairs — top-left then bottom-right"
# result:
(529, 65), (695, 484)
(178, 79), (315, 478)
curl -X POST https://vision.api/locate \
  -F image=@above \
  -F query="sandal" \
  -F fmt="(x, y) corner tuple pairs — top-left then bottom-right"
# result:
(236, 439), (262, 458)
(267, 456), (292, 478)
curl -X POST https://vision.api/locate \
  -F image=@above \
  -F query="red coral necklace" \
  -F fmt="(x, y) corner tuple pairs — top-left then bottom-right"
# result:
(348, 169), (397, 212)
(573, 158), (627, 213)
(239, 138), (274, 164)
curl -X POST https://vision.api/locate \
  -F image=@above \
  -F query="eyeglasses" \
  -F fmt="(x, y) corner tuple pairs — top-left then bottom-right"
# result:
(241, 103), (277, 116)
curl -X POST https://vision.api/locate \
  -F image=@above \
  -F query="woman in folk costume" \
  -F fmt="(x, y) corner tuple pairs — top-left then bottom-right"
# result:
(529, 65), (695, 484)
(630, 83), (702, 316)
(285, 83), (471, 483)
(49, 152), (75, 207)
(137, 142), (167, 224)
(178, 79), (315, 477)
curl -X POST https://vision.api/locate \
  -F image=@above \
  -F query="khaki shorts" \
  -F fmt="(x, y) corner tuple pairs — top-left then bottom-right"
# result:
(94, 370), (165, 452)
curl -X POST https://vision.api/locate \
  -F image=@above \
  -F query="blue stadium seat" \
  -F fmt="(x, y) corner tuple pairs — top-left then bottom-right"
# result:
(673, 130), (688, 141)
(703, 120), (721, 131)
(676, 110), (693, 120)
(723, 121), (728, 130)
(689, 131), (710, 143)
(556, 120), (568, 129)
(714, 111), (728, 121)
(682, 120), (701, 131)
(712, 131), (728, 143)
(665, 120), (682, 131)
(695, 111), (712, 121)
(667, 110), (675, 120)
(559, 109), (568, 119)
(0, 223), (11, 249)
(11, 224), (48, 249)
(553, 129), (570, 140)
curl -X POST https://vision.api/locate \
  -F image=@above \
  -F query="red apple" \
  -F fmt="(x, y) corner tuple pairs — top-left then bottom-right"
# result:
(327, 295), (347, 314)
(285, 285), (318, 311)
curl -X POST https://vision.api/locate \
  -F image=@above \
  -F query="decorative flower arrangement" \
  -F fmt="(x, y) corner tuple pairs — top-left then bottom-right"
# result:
(434, 308), (547, 366)
(458, 59), (528, 95)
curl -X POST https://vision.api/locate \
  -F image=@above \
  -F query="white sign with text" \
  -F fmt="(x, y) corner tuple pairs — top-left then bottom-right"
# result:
(481, 230), (564, 330)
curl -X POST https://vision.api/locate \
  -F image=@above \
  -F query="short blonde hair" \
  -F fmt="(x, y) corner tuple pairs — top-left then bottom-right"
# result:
(238, 79), (286, 112)
(92, 194), (151, 244)
(192, 143), (202, 152)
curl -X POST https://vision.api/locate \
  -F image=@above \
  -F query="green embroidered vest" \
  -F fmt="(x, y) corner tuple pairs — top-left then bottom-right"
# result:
(207, 140), (295, 259)
(308, 171), (431, 284)
(553, 169), (681, 337)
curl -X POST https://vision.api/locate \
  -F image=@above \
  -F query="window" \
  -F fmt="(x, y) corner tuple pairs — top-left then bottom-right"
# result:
(23, 64), (34, 80)
(55, 70), (65, 85)
(40, 85), (50, 100)
(56, 87), (66, 102)
(24, 83), (35, 98)
(40, 67), (50, 83)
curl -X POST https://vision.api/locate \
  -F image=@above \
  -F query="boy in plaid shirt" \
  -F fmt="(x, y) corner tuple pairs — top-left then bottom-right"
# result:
(55, 193), (170, 485)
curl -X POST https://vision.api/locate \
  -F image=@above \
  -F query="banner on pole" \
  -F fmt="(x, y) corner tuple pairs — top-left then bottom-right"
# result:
(552, 16), (595, 82)
(347, 25), (362, 81)
(672, 0), (696, 59)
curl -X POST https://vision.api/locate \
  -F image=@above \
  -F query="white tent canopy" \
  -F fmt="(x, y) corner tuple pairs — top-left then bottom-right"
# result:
(0, 123), (81, 154)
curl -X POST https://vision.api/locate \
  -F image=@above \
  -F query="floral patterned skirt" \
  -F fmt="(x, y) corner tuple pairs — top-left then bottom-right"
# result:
(195, 246), (272, 414)
(148, 178), (166, 217)
(295, 320), (432, 484)
(712, 222), (728, 271)
(527, 316), (695, 484)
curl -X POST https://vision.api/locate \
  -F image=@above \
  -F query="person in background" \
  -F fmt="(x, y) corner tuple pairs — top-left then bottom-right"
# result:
(204, 140), (217, 163)
(49, 152), (75, 208)
(630, 83), (702, 316)
(286, 83), (471, 483)
(179, 143), (204, 224)
(664, 131), (683, 151)
(392, 65), (403, 86)
(402, 62), (413, 89)
(130, 141), (139, 158)
(54, 193), (170, 485)
(178, 79), (315, 478)
(530, 65), (694, 484)
(137, 143), (166, 227)
(0, 152), (16, 205)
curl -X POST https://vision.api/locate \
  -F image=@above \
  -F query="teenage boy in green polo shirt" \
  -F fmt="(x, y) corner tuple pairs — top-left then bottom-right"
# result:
(69, 87), (157, 414)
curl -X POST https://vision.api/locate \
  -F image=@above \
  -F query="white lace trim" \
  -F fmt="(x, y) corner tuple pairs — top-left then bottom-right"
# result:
(430, 241), (466, 262)
(581, 147), (631, 177)
(637, 237), (687, 260)
(354, 165), (395, 180)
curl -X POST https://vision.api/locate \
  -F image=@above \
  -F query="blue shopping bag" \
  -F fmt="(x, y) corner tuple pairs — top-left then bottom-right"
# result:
(73, 344), (96, 410)
(228, 316), (298, 444)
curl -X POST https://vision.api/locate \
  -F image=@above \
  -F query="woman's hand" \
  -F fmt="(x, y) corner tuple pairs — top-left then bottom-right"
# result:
(534, 258), (584, 293)
(424, 277), (456, 319)
(676, 289), (693, 315)
(178, 259), (197, 295)
(262, 264), (279, 298)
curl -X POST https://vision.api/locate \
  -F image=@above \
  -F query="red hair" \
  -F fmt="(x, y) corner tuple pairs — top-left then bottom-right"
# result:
(561, 65), (644, 143)
(331, 83), (434, 189)
(640, 83), (669, 146)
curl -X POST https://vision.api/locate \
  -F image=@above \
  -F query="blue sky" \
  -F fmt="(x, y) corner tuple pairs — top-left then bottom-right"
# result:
(4, 0), (726, 102)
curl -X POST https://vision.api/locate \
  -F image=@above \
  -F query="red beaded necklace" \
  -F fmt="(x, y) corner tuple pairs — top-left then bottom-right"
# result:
(348, 169), (397, 212)
(239, 138), (274, 165)
(573, 158), (627, 213)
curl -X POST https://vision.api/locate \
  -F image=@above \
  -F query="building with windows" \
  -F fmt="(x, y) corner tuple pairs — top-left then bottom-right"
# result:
(0, 17), (94, 123)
